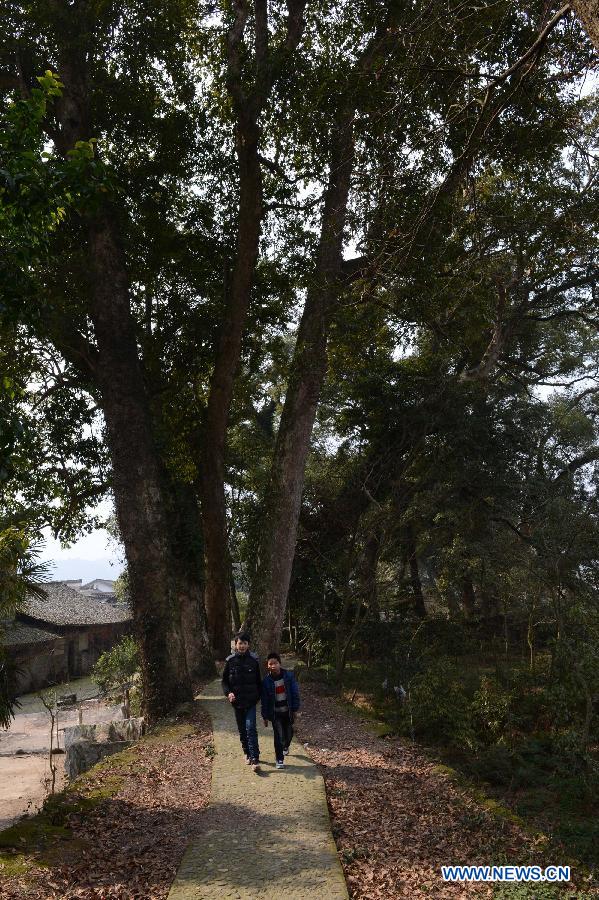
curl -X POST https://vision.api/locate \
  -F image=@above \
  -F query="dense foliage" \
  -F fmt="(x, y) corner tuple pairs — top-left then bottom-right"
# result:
(0, 4), (597, 740)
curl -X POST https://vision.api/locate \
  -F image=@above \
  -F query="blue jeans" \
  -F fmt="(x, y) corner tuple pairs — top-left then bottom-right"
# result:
(234, 704), (260, 761)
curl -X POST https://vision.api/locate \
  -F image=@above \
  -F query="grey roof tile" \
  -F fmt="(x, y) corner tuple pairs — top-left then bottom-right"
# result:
(22, 582), (132, 627)
(2, 621), (60, 646)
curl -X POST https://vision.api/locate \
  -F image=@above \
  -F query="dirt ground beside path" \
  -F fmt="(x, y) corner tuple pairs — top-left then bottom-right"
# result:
(0, 676), (122, 830)
(0, 702), (213, 899)
(295, 682), (581, 900)
(0, 755), (64, 832)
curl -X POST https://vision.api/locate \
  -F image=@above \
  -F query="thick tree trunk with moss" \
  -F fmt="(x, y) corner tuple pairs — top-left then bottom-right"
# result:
(49, 4), (212, 717)
(247, 114), (355, 659)
(87, 216), (194, 715)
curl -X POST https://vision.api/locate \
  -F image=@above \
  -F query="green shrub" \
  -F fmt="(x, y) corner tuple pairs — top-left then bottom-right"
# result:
(404, 657), (477, 748)
(91, 635), (140, 695)
(472, 676), (513, 745)
(469, 744), (518, 786)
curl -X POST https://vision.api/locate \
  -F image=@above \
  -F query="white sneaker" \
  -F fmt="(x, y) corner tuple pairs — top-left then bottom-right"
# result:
(276, 760), (285, 769)
(283, 747), (289, 755)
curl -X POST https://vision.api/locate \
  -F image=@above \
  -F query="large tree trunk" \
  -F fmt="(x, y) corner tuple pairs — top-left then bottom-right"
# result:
(244, 10), (397, 658)
(88, 215), (194, 715)
(200, 124), (261, 658)
(570, 0), (599, 50)
(247, 112), (356, 659)
(162, 476), (213, 681)
(49, 5), (209, 717)
(199, 3), (307, 657)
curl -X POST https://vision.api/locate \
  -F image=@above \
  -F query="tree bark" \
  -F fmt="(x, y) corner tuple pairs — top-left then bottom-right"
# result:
(162, 476), (213, 681)
(230, 569), (241, 633)
(461, 576), (477, 620)
(406, 526), (427, 619)
(247, 110), (356, 658)
(570, 0), (599, 50)
(199, 2), (307, 657)
(362, 532), (381, 619)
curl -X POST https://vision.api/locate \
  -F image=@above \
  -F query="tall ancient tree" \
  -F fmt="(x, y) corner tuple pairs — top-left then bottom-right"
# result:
(245, 0), (594, 656)
(199, 0), (308, 657)
(1, 1), (215, 718)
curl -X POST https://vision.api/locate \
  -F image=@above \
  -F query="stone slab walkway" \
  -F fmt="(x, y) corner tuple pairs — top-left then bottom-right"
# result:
(168, 678), (349, 900)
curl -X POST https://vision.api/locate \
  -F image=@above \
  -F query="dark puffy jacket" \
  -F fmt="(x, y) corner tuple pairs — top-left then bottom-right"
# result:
(222, 651), (261, 708)
(260, 668), (300, 722)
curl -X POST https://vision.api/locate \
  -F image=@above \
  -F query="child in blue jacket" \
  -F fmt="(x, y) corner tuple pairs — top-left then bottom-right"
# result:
(261, 652), (300, 769)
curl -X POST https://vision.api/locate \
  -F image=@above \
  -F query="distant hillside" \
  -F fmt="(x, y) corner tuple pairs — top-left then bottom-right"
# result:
(45, 557), (123, 583)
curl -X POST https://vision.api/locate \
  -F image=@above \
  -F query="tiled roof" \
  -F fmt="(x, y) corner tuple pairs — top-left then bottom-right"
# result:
(80, 589), (118, 603)
(2, 621), (60, 647)
(22, 582), (132, 627)
(80, 579), (116, 591)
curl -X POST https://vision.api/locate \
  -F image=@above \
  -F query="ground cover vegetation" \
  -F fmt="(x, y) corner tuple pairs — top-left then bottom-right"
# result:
(1, 0), (599, 867)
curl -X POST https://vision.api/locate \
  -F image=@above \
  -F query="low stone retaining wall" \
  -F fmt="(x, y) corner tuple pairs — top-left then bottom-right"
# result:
(64, 717), (144, 779)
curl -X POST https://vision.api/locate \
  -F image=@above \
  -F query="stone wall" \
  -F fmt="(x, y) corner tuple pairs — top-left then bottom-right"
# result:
(11, 640), (68, 695)
(63, 717), (145, 779)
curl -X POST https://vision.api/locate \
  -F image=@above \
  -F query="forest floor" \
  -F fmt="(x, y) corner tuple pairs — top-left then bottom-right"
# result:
(297, 680), (595, 899)
(0, 675), (595, 899)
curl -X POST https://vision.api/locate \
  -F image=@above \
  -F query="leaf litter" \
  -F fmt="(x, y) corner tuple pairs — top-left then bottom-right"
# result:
(296, 683), (583, 899)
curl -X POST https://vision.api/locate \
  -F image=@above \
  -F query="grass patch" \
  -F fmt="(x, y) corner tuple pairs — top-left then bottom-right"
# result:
(0, 794), (90, 879)
(140, 722), (196, 747)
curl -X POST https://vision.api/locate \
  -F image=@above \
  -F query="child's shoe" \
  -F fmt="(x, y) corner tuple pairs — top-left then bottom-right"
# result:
(276, 760), (285, 769)
(283, 747), (289, 755)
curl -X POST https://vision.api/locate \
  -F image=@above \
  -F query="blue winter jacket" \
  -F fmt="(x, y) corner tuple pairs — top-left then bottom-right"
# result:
(260, 668), (300, 722)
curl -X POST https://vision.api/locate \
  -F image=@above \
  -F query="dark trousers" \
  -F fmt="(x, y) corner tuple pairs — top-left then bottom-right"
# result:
(273, 711), (293, 761)
(234, 704), (260, 761)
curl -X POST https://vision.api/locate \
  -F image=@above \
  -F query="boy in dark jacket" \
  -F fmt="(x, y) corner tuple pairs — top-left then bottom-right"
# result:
(222, 631), (262, 771)
(261, 652), (300, 769)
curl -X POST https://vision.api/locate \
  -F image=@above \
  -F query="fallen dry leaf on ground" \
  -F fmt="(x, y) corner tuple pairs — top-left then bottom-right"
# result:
(0, 704), (212, 900)
(296, 682), (563, 899)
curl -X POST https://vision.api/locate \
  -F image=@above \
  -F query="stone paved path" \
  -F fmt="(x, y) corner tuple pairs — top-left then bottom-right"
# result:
(168, 678), (349, 900)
